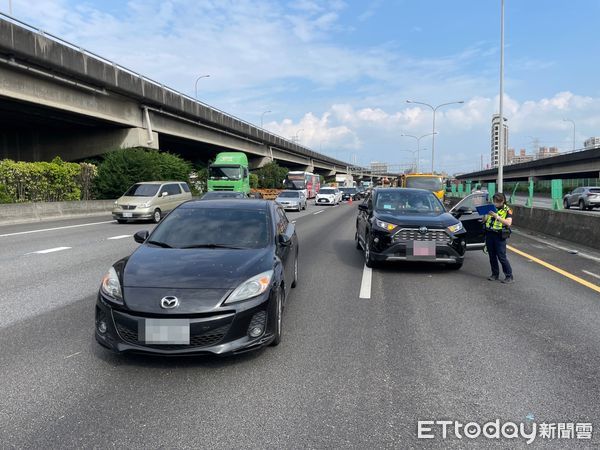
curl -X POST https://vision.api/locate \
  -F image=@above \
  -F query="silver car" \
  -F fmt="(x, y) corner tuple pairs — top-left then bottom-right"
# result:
(563, 186), (600, 210)
(276, 190), (307, 211)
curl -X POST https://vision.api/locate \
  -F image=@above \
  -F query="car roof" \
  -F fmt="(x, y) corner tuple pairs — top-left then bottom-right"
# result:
(181, 199), (270, 210)
(373, 187), (432, 194)
(133, 181), (186, 185)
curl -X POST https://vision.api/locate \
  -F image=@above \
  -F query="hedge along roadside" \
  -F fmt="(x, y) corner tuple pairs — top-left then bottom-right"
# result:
(0, 158), (97, 203)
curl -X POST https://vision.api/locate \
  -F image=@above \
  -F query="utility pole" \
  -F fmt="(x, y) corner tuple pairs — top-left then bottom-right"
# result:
(497, 0), (505, 193)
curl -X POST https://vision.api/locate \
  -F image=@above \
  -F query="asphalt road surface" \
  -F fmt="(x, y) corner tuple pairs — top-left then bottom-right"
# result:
(1, 202), (600, 448)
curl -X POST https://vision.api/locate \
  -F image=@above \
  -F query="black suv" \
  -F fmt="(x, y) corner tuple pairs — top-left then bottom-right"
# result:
(340, 187), (361, 201)
(355, 188), (485, 269)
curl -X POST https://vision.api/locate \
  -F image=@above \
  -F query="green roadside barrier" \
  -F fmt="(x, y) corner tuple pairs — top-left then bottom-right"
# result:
(551, 179), (563, 210)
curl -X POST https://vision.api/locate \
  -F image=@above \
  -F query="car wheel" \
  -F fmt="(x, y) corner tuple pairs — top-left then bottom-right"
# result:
(364, 235), (377, 268)
(579, 200), (585, 211)
(447, 261), (463, 270)
(117, 219), (127, 224)
(355, 231), (362, 250)
(563, 199), (570, 209)
(152, 209), (162, 223)
(291, 251), (298, 288)
(270, 288), (284, 346)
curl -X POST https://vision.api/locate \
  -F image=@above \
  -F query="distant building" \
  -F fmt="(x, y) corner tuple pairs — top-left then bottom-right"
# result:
(507, 148), (516, 162)
(536, 146), (560, 159)
(491, 114), (509, 168)
(370, 161), (388, 174)
(508, 148), (534, 165)
(584, 137), (600, 149)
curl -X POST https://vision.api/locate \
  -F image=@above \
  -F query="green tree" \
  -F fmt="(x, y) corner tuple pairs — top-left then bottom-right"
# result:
(253, 162), (288, 189)
(93, 148), (192, 199)
(249, 173), (259, 189)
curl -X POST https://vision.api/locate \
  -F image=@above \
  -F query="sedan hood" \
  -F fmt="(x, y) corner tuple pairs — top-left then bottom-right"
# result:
(376, 212), (457, 228)
(123, 245), (273, 289)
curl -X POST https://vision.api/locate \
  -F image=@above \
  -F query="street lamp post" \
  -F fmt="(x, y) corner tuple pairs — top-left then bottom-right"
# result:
(261, 110), (272, 128)
(406, 100), (464, 173)
(401, 132), (437, 173)
(563, 118), (576, 151)
(194, 74), (210, 99)
(497, 0), (505, 193)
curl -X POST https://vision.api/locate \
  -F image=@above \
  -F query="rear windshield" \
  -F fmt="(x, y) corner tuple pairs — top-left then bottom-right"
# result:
(202, 191), (245, 199)
(589, 188), (600, 193)
(405, 177), (443, 191)
(375, 190), (444, 214)
(150, 208), (270, 249)
(279, 192), (300, 198)
(341, 188), (357, 193)
(124, 184), (160, 197)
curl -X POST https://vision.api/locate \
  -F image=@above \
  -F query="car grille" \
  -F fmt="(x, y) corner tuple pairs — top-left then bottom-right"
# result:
(393, 228), (450, 243)
(121, 205), (137, 210)
(114, 318), (231, 350)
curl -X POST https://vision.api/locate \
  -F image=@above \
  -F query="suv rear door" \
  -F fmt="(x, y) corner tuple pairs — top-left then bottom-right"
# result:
(449, 193), (487, 250)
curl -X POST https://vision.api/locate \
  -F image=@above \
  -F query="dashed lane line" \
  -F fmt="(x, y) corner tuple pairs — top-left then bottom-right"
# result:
(0, 220), (114, 238)
(359, 264), (373, 299)
(26, 247), (72, 255)
(107, 235), (132, 240)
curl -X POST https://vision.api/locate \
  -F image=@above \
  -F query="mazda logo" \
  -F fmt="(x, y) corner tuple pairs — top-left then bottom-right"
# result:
(419, 226), (428, 234)
(160, 296), (179, 309)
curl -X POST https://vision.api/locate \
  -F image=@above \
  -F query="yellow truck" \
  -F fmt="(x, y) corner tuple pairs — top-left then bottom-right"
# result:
(401, 173), (445, 200)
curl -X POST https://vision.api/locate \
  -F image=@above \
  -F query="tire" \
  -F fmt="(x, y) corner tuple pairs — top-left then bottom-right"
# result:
(152, 209), (162, 223)
(563, 199), (570, 209)
(447, 261), (464, 270)
(269, 288), (284, 346)
(291, 251), (298, 288)
(117, 219), (127, 224)
(364, 235), (377, 268)
(355, 231), (362, 250)
(579, 200), (585, 211)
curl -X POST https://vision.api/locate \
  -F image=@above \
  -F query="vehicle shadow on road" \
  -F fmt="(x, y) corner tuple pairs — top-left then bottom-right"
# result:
(92, 339), (268, 370)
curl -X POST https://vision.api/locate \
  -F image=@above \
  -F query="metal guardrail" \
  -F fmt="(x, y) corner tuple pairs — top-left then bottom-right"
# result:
(0, 13), (383, 173)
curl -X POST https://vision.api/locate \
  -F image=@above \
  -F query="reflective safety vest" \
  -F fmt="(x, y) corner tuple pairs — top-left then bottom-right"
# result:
(485, 204), (511, 231)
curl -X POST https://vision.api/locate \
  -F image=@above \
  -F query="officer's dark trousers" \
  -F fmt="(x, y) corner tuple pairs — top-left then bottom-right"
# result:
(486, 231), (513, 278)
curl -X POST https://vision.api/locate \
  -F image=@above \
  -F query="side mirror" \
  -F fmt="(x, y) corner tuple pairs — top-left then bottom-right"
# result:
(134, 230), (149, 243)
(162, 191), (168, 197)
(358, 204), (368, 212)
(278, 233), (292, 247)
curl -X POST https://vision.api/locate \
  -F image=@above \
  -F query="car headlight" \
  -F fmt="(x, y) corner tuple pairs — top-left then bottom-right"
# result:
(447, 222), (464, 233)
(225, 270), (273, 304)
(375, 219), (398, 231)
(114, 201), (119, 206)
(100, 266), (123, 304)
(140, 202), (150, 208)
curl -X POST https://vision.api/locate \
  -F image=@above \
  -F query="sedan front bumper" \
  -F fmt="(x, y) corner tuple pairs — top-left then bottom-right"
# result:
(95, 291), (276, 356)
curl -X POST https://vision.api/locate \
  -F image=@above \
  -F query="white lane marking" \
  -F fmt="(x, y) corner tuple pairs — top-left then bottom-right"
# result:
(64, 351), (82, 359)
(291, 221), (296, 224)
(27, 246), (72, 255)
(0, 220), (114, 238)
(107, 235), (131, 240)
(582, 270), (600, 281)
(313, 210), (324, 215)
(359, 264), (373, 299)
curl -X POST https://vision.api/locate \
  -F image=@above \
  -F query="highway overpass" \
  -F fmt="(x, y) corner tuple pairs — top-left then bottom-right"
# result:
(456, 147), (600, 182)
(0, 14), (392, 179)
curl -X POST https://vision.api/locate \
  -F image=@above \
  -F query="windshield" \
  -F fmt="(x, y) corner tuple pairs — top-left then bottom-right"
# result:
(202, 191), (245, 199)
(150, 208), (269, 249)
(319, 189), (335, 195)
(209, 166), (242, 181)
(124, 184), (160, 197)
(375, 190), (444, 214)
(278, 191), (300, 198)
(284, 180), (305, 189)
(405, 177), (444, 191)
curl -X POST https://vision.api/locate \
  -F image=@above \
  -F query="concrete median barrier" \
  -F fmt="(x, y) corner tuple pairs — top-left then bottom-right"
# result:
(0, 200), (115, 225)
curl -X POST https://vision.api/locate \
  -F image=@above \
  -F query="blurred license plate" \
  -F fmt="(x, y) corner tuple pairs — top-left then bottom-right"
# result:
(140, 319), (190, 344)
(122, 212), (133, 218)
(411, 241), (436, 257)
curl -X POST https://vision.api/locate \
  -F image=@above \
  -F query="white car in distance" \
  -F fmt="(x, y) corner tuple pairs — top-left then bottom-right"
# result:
(315, 187), (342, 206)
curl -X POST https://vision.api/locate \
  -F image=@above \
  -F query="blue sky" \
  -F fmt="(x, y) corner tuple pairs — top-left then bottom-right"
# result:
(7, 0), (600, 173)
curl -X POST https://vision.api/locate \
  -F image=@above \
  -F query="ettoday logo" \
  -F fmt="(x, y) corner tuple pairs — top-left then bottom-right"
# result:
(417, 420), (593, 444)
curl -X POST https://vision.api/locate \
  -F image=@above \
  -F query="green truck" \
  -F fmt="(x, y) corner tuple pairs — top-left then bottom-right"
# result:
(207, 152), (250, 193)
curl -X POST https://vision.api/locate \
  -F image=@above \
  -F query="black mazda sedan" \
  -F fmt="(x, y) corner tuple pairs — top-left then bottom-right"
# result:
(355, 188), (484, 269)
(95, 200), (298, 356)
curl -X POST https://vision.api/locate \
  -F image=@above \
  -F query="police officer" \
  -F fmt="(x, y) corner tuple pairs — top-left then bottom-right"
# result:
(485, 192), (514, 283)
